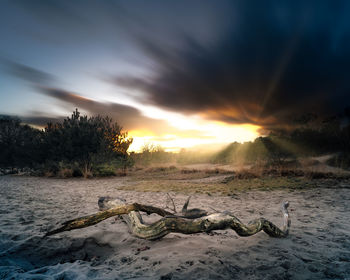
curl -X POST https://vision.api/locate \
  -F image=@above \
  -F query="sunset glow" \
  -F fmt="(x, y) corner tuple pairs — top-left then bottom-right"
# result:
(1, 0), (349, 154)
(128, 118), (261, 152)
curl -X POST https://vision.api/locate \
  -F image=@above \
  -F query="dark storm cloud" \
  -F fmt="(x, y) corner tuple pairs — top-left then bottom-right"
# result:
(2, 0), (350, 133)
(38, 87), (185, 134)
(0, 113), (63, 127)
(21, 115), (64, 126)
(7, 0), (124, 46)
(11, 0), (88, 29)
(2, 59), (54, 84)
(1, 58), (209, 136)
(115, 0), (350, 130)
(0, 58), (163, 132)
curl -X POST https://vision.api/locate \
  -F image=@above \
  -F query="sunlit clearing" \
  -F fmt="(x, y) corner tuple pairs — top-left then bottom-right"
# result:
(128, 121), (260, 152)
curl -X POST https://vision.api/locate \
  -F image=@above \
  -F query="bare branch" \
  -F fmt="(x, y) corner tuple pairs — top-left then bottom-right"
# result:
(165, 193), (177, 213)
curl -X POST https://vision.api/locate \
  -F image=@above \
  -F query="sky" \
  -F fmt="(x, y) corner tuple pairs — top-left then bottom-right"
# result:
(1, 0), (350, 152)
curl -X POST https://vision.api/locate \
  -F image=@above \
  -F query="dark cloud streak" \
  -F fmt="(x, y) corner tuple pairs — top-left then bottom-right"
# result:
(38, 87), (186, 135)
(2, 59), (55, 84)
(1, 58), (208, 137)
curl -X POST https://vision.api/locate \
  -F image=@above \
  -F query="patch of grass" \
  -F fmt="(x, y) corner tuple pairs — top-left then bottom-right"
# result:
(224, 177), (315, 192)
(117, 175), (319, 195)
(129, 167), (206, 181)
(118, 163), (349, 195)
(145, 166), (178, 173)
(204, 168), (234, 175)
(181, 168), (200, 174)
(93, 164), (116, 177)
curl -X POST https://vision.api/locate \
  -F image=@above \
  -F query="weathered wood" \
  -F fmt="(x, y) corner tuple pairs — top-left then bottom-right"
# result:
(179, 196), (208, 219)
(45, 202), (174, 236)
(45, 197), (290, 240)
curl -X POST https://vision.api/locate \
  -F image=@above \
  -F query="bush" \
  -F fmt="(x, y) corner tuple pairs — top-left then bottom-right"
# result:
(43, 109), (133, 174)
(0, 110), (135, 177)
(92, 164), (117, 177)
(41, 161), (60, 177)
(0, 116), (44, 168)
(326, 153), (350, 170)
(58, 168), (74, 178)
(131, 143), (174, 166)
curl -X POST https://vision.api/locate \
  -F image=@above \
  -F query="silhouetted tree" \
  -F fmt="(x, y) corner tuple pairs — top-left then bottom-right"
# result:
(0, 116), (43, 168)
(43, 109), (133, 176)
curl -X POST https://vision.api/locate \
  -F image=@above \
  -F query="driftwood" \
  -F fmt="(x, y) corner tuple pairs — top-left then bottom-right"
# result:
(46, 196), (290, 240)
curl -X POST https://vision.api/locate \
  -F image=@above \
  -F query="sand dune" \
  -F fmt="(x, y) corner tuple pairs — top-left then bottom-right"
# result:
(0, 175), (349, 279)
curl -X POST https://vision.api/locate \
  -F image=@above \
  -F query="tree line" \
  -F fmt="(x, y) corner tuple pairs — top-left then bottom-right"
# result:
(133, 111), (350, 169)
(1, 109), (350, 175)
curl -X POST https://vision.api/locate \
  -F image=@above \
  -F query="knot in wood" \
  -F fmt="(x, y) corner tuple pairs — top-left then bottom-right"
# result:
(203, 219), (211, 230)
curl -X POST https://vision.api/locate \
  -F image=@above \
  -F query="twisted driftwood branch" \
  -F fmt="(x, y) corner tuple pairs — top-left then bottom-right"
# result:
(45, 203), (174, 236)
(45, 197), (290, 240)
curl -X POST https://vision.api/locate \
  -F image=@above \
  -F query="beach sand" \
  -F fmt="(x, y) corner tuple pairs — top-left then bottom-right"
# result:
(0, 175), (349, 279)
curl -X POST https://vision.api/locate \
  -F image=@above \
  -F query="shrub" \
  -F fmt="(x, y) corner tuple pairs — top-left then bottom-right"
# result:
(58, 168), (73, 178)
(0, 116), (44, 168)
(0, 110), (135, 177)
(92, 164), (117, 177)
(43, 109), (133, 174)
(326, 153), (350, 170)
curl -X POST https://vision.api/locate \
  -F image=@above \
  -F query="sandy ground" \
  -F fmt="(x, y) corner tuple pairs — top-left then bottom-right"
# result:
(0, 175), (349, 280)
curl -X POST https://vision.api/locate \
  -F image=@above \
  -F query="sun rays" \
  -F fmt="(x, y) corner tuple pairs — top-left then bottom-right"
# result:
(128, 116), (261, 152)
